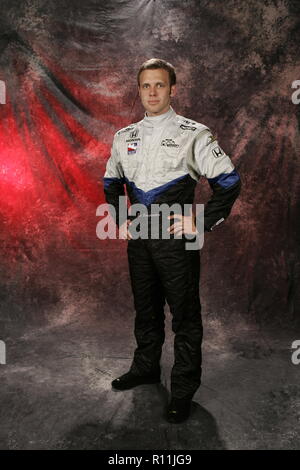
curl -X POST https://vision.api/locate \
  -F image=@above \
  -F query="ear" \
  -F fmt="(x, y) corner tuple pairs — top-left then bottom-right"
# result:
(170, 84), (176, 98)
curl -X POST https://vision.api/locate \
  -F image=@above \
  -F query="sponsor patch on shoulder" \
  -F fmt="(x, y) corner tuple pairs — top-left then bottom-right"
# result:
(182, 119), (197, 125)
(117, 125), (135, 136)
(180, 124), (197, 131)
(206, 134), (217, 146)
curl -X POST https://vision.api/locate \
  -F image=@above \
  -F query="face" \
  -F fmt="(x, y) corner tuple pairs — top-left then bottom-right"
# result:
(138, 68), (176, 116)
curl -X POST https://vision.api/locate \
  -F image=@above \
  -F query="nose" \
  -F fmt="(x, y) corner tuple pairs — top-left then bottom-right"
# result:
(149, 86), (157, 96)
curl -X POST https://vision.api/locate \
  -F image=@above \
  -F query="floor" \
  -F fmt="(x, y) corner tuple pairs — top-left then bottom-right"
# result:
(0, 310), (299, 450)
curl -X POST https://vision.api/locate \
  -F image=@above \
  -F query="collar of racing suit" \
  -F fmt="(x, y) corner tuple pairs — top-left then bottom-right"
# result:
(143, 105), (176, 127)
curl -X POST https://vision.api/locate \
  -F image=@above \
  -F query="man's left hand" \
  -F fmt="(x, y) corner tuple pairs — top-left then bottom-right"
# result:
(168, 207), (198, 237)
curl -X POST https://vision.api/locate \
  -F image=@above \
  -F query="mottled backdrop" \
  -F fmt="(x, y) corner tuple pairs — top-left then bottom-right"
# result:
(0, 0), (299, 336)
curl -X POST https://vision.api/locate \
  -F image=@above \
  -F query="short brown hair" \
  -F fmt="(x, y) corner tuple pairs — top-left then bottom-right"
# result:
(137, 58), (176, 87)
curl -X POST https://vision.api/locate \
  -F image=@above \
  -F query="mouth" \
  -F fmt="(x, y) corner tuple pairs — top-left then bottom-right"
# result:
(148, 100), (159, 104)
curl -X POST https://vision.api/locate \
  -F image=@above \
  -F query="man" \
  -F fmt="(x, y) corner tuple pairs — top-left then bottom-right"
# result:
(103, 58), (241, 423)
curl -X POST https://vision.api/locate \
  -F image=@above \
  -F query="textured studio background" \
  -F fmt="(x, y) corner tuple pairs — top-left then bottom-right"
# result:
(0, 0), (299, 336)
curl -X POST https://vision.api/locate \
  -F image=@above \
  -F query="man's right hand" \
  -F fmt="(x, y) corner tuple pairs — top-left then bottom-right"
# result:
(119, 219), (132, 240)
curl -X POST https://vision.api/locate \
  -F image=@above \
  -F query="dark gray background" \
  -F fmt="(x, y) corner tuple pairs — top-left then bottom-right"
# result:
(0, 0), (300, 451)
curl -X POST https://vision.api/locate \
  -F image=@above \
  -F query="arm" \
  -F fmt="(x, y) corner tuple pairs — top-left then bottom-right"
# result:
(103, 134), (128, 228)
(187, 129), (242, 232)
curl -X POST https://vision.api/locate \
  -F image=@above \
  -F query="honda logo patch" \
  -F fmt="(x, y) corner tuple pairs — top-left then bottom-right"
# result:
(212, 146), (224, 158)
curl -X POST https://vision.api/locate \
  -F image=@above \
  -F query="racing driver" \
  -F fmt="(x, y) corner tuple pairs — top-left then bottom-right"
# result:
(103, 58), (241, 423)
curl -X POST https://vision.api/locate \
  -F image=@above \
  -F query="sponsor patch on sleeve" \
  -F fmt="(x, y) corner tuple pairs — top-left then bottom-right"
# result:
(117, 125), (135, 136)
(212, 146), (225, 158)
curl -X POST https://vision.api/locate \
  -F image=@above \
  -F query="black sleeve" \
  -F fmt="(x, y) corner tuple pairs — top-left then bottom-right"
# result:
(204, 176), (242, 231)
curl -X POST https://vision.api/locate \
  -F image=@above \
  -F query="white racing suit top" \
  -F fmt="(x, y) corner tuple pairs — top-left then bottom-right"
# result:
(103, 106), (241, 231)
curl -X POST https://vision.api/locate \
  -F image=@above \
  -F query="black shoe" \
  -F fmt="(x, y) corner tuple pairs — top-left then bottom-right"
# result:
(111, 371), (161, 390)
(165, 397), (192, 423)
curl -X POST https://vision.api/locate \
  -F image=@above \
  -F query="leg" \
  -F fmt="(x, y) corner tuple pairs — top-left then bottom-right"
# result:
(127, 238), (166, 377)
(151, 238), (203, 400)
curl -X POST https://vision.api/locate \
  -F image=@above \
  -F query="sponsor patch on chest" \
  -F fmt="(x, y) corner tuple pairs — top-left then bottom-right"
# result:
(161, 138), (180, 148)
(127, 141), (139, 154)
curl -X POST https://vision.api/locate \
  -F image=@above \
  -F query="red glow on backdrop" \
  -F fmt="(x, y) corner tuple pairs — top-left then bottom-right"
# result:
(0, 98), (37, 220)
(0, 67), (122, 253)
(0, 0), (299, 329)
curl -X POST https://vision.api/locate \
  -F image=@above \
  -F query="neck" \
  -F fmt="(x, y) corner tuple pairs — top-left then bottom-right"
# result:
(146, 105), (171, 118)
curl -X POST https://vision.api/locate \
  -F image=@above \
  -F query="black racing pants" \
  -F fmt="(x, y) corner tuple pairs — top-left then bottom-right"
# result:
(127, 237), (203, 400)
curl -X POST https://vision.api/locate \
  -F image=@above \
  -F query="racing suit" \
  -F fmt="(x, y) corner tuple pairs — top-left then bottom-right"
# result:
(103, 106), (241, 400)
